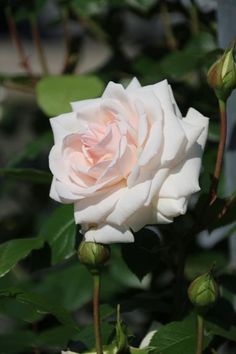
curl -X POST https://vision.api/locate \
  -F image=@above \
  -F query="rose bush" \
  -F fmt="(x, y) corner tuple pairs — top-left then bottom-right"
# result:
(49, 78), (208, 243)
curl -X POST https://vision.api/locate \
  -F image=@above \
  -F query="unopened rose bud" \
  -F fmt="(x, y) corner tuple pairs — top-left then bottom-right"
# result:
(188, 272), (219, 308)
(207, 43), (236, 101)
(78, 241), (110, 274)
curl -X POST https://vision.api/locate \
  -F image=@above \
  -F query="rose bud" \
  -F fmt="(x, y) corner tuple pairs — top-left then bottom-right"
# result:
(188, 272), (219, 309)
(78, 240), (110, 274)
(207, 43), (236, 100)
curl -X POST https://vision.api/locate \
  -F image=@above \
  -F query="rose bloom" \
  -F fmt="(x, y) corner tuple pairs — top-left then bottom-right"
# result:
(49, 78), (208, 243)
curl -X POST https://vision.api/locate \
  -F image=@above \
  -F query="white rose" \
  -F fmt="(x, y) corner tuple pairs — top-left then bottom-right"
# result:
(49, 78), (208, 243)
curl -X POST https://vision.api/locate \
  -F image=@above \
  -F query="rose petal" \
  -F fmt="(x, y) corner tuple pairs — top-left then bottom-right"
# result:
(138, 119), (163, 166)
(107, 179), (152, 225)
(159, 107), (208, 198)
(102, 82), (138, 130)
(49, 177), (62, 202)
(84, 224), (134, 243)
(161, 109), (187, 164)
(71, 98), (100, 113)
(150, 79), (175, 114)
(159, 144), (202, 198)
(126, 204), (156, 232)
(156, 211), (172, 223)
(74, 182), (126, 224)
(126, 77), (142, 92)
(157, 197), (188, 218)
(50, 112), (79, 144)
(168, 84), (182, 117)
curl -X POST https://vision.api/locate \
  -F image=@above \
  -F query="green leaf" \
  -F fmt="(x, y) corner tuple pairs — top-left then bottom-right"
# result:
(130, 347), (152, 354)
(0, 168), (51, 184)
(0, 237), (44, 277)
(0, 297), (43, 322)
(36, 75), (105, 116)
(34, 262), (93, 311)
(0, 330), (36, 353)
(0, 287), (78, 328)
(121, 229), (161, 281)
(37, 325), (78, 348)
(207, 322), (236, 342)
(72, 322), (115, 348)
(184, 251), (227, 280)
(208, 122), (220, 142)
(39, 205), (76, 265)
(150, 314), (212, 354)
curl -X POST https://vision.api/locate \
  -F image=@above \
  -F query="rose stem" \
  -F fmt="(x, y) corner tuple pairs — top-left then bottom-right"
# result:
(5, 6), (35, 81)
(209, 98), (227, 205)
(196, 315), (204, 354)
(30, 15), (49, 75)
(189, 3), (199, 36)
(159, 2), (178, 51)
(93, 273), (103, 354)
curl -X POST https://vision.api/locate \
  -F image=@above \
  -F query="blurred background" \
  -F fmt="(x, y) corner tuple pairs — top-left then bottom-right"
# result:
(1, 1), (236, 354)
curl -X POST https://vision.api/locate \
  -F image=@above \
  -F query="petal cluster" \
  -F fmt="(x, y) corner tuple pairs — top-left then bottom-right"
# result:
(49, 78), (208, 243)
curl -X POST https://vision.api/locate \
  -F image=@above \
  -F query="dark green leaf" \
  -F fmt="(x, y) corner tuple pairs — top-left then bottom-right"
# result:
(39, 205), (76, 265)
(34, 262), (93, 311)
(121, 228), (161, 280)
(208, 122), (220, 142)
(0, 237), (44, 277)
(207, 322), (236, 342)
(0, 168), (51, 184)
(36, 75), (105, 116)
(150, 314), (211, 354)
(184, 251), (227, 280)
(0, 297), (43, 322)
(0, 287), (78, 328)
(0, 330), (36, 353)
(72, 322), (115, 348)
(37, 325), (77, 348)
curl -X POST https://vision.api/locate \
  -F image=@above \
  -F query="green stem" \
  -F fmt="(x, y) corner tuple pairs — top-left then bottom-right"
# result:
(196, 315), (204, 354)
(93, 274), (103, 354)
(209, 99), (227, 205)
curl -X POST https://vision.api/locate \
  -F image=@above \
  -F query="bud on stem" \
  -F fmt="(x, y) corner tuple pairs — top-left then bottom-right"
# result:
(188, 271), (219, 310)
(207, 42), (236, 101)
(78, 241), (110, 275)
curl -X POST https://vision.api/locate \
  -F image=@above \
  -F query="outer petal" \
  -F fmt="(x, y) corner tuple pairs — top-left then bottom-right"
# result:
(160, 109), (187, 164)
(126, 77), (142, 92)
(49, 177), (62, 203)
(71, 97), (100, 112)
(50, 112), (79, 144)
(150, 79), (175, 114)
(74, 182), (126, 224)
(107, 180), (152, 225)
(157, 197), (188, 218)
(159, 109), (208, 199)
(127, 204), (156, 232)
(168, 84), (182, 117)
(84, 224), (134, 243)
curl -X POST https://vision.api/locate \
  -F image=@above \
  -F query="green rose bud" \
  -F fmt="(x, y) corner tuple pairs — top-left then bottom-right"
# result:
(207, 43), (236, 101)
(78, 241), (110, 275)
(188, 272), (219, 309)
